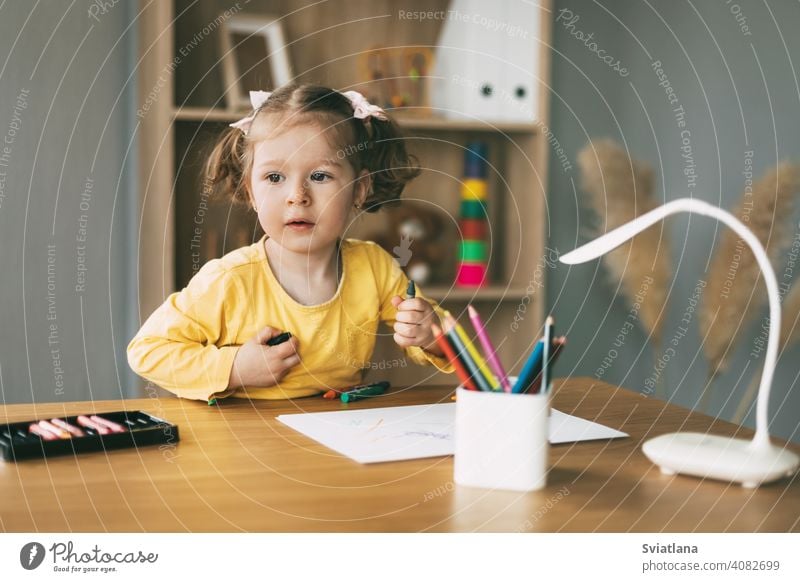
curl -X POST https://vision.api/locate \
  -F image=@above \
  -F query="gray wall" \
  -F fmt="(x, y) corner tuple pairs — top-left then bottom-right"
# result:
(0, 1), (137, 404)
(547, 0), (800, 442)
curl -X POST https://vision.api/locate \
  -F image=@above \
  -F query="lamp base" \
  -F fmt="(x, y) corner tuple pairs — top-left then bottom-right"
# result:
(643, 433), (799, 488)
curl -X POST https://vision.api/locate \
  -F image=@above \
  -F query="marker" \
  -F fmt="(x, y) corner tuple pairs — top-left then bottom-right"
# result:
(406, 279), (416, 299)
(323, 381), (390, 400)
(38, 420), (71, 439)
(89, 415), (127, 433)
(76, 415), (111, 435)
(50, 418), (85, 437)
(467, 304), (512, 392)
(341, 382), (389, 403)
(267, 331), (292, 346)
(29, 423), (58, 441)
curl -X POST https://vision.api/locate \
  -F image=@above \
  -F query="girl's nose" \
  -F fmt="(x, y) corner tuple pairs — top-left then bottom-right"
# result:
(287, 180), (311, 206)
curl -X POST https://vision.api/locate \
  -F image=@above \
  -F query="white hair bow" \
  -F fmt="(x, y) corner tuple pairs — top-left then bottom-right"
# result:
(229, 89), (388, 134)
(229, 90), (272, 134)
(341, 90), (388, 121)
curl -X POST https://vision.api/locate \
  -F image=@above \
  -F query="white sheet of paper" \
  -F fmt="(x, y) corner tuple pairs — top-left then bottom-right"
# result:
(277, 403), (628, 464)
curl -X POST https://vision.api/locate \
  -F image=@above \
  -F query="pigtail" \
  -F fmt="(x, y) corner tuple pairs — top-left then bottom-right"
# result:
(360, 117), (421, 212)
(203, 126), (252, 206)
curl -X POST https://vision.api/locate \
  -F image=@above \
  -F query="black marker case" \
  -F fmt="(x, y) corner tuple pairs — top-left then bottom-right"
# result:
(0, 410), (179, 461)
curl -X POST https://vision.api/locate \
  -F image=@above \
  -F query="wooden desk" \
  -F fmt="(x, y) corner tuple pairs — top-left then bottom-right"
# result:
(1, 378), (798, 532)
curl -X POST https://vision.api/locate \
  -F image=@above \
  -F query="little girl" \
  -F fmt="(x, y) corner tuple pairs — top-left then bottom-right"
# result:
(127, 84), (453, 401)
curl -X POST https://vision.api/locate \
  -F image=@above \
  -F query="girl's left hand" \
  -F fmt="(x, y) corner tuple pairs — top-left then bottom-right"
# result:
(390, 296), (445, 357)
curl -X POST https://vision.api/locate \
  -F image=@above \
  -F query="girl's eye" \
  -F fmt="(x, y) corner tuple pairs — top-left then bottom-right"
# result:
(264, 173), (284, 184)
(310, 171), (331, 183)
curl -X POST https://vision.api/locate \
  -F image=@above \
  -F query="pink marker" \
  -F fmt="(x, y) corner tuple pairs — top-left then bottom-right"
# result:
(89, 415), (127, 433)
(51, 418), (86, 437)
(76, 415), (111, 435)
(38, 420), (71, 439)
(29, 423), (57, 441)
(467, 304), (512, 393)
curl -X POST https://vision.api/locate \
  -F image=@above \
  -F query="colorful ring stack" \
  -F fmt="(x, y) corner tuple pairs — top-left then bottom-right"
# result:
(457, 142), (489, 288)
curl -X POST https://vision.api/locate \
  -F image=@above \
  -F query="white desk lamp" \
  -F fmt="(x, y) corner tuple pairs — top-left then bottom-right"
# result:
(560, 197), (799, 488)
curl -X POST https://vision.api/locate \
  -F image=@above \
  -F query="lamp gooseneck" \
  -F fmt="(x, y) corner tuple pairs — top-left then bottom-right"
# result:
(560, 198), (777, 450)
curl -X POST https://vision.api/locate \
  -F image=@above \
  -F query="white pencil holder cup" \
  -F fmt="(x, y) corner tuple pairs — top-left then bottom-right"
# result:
(453, 387), (549, 492)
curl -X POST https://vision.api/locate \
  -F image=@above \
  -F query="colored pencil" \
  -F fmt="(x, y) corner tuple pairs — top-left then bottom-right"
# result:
(444, 311), (499, 390)
(432, 323), (479, 391)
(530, 337), (566, 394)
(540, 316), (554, 394)
(467, 304), (512, 392)
(443, 318), (494, 392)
(512, 340), (544, 393)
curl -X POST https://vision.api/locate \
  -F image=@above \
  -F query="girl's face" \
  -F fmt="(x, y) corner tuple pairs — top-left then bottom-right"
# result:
(249, 121), (368, 256)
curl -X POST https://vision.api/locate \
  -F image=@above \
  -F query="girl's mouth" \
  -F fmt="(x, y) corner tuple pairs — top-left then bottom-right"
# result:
(286, 219), (315, 231)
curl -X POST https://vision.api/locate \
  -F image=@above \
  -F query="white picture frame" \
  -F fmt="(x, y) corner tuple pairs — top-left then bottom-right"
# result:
(219, 14), (293, 111)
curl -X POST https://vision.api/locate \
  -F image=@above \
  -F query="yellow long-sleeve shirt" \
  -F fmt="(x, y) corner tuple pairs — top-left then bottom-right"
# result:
(127, 236), (453, 401)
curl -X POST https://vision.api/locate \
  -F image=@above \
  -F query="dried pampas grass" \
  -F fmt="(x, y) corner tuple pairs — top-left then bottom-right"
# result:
(577, 139), (671, 346)
(733, 279), (800, 423)
(700, 162), (800, 381)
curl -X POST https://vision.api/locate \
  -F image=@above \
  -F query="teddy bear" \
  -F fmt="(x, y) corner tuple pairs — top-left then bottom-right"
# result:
(368, 202), (453, 286)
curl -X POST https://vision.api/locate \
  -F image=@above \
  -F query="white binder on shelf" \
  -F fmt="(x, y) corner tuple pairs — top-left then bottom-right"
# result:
(431, 0), (539, 123)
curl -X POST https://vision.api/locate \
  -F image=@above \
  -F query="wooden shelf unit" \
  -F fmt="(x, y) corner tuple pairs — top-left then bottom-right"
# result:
(137, 0), (552, 391)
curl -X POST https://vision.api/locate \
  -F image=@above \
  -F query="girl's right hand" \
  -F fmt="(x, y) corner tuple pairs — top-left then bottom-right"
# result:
(228, 326), (301, 389)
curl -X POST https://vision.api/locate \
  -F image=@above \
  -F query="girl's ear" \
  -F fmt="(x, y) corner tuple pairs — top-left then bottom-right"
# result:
(354, 169), (371, 209)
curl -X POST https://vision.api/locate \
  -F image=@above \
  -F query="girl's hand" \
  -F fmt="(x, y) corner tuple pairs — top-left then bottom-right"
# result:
(390, 296), (445, 357)
(228, 326), (301, 389)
